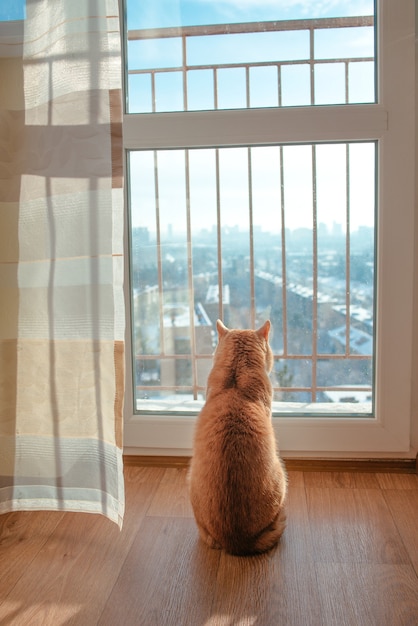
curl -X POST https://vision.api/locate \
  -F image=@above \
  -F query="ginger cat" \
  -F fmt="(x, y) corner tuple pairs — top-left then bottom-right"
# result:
(189, 319), (287, 556)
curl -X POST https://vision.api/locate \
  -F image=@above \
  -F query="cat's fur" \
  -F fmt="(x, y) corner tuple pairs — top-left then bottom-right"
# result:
(189, 319), (287, 556)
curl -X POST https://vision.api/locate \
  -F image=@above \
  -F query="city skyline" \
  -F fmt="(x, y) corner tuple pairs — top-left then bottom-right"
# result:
(129, 143), (376, 233)
(132, 223), (374, 410)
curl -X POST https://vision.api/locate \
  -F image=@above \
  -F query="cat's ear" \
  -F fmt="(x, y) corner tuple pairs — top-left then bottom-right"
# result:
(257, 320), (271, 340)
(216, 319), (229, 337)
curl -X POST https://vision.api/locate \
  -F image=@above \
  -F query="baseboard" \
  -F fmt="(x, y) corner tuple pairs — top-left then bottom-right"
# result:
(282, 457), (417, 473)
(123, 454), (418, 474)
(123, 455), (191, 468)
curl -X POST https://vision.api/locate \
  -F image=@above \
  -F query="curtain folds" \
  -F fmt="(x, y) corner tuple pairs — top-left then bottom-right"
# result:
(0, 1), (125, 526)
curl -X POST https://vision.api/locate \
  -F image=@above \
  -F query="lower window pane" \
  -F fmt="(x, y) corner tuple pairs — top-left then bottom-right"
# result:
(129, 142), (376, 416)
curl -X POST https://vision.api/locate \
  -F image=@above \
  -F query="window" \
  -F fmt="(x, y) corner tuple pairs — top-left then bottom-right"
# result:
(0, 0), (25, 56)
(122, 0), (415, 455)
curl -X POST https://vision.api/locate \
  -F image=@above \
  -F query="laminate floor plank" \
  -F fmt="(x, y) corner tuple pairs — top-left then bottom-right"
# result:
(383, 489), (418, 576)
(377, 473), (418, 490)
(98, 516), (220, 626)
(0, 511), (65, 606)
(303, 471), (380, 489)
(305, 487), (410, 564)
(0, 467), (165, 626)
(146, 467), (194, 518)
(315, 563), (418, 626)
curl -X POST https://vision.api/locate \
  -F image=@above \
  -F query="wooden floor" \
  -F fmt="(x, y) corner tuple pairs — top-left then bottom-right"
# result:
(1, 467), (418, 625)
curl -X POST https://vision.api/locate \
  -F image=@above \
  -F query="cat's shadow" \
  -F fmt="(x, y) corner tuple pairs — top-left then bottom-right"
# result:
(189, 535), (284, 625)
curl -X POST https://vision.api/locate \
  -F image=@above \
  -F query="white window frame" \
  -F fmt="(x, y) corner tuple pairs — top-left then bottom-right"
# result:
(122, 0), (415, 457)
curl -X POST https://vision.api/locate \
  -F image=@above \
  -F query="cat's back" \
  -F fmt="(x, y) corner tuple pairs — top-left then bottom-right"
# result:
(192, 321), (275, 459)
(193, 385), (273, 457)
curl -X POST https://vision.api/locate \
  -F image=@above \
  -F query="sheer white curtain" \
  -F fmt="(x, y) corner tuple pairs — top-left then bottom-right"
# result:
(0, 0), (125, 525)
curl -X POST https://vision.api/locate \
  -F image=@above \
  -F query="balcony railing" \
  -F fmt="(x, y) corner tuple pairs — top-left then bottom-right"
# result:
(127, 16), (375, 112)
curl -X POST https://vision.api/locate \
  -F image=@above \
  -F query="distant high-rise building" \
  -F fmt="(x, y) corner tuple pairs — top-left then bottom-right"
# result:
(332, 221), (343, 237)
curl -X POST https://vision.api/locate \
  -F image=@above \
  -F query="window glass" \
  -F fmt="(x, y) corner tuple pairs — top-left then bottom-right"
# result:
(129, 142), (375, 415)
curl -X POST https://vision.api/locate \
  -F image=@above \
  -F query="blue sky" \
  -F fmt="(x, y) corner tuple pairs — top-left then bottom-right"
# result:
(0, 1), (25, 21)
(127, 0), (374, 30)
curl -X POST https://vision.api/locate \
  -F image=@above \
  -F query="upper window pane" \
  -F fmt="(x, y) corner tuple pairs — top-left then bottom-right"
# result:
(125, 0), (376, 113)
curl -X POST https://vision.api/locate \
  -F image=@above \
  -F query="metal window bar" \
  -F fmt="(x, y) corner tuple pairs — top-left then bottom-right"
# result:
(311, 145), (318, 401)
(247, 147), (256, 329)
(151, 72), (156, 112)
(215, 149), (224, 323)
(182, 34), (188, 111)
(184, 149), (199, 399)
(279, 145), (288, 357)
(213, 68), (218, 109)
(345, 144), (351, 356)
(309, 22), (315, 105)
(276, 65), (281, 107)
(153, 150), (165, 354)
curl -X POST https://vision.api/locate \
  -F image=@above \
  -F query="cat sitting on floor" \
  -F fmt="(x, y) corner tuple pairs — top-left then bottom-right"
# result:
(189, 319), (287, 556)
